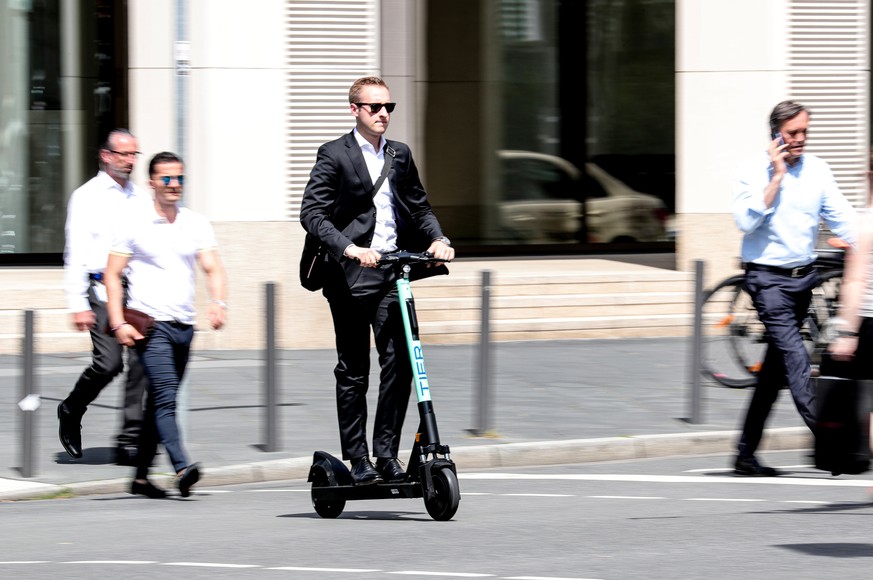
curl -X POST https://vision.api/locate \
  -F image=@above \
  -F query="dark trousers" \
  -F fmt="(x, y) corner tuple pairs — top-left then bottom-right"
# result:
(63, 282), (147, 446)
(135, 321), (194, 477)
(737, 269), (819, 457)
(326, 277), (413, 461)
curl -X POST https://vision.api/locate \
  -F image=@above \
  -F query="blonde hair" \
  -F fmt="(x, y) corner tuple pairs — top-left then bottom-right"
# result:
(349, 76), (388, 103)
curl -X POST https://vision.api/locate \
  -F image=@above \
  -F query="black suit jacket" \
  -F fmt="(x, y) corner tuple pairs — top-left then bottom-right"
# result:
(300, 131), (447, 295)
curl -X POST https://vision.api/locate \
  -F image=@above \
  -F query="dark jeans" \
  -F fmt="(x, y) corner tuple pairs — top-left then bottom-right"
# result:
(326, 281), (413, 461)
(737, 269), (819, 457)
(63, 282), (147, 446)
(135, 321), (194, 477)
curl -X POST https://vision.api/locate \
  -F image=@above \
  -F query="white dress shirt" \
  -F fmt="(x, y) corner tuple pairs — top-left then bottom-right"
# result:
(63, 171), (149, 312)
(354, 128), (397, 252)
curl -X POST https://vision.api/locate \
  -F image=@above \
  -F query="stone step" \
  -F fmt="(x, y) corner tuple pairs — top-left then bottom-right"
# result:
(415, 291), (693, 319)
(411, 272), (694, 298)
(0, 259), (698, 353)
(418, 313), (693, 344)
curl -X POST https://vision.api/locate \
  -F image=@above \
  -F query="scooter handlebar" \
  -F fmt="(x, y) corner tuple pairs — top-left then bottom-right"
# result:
(376, 250), (450, 267)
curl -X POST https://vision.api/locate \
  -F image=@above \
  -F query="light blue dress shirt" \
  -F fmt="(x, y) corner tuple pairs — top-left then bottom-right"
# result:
(734, 151), (856, 267)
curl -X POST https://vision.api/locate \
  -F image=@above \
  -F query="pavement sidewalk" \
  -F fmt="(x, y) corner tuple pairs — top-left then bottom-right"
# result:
(0, 338), (810, 500)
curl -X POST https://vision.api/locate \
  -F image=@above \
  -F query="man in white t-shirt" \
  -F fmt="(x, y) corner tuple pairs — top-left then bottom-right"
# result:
(60, 128), (150, 465)
(105, 151), (227, 499)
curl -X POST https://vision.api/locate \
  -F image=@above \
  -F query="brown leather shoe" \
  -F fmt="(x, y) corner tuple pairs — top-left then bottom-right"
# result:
(375, 458), (406, 482)
(350, 457), (383, 485)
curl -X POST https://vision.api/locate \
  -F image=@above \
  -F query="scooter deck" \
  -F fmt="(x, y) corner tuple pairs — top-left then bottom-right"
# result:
(312, 480), (424, 502)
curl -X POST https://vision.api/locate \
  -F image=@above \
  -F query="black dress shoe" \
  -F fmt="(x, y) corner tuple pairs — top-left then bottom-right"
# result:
(734, 455), (779, 477)
(177, 463), (201, 497)
(57, 402), (83, 459)
(130, 480), (166, 499)
(350, 457), (383, 485)
(375, 458), (406, 482)
(115, 445), (140, 467)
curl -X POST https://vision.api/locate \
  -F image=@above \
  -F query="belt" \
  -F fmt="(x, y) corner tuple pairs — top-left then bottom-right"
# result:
(745, 262), (815, 278)
(89, 273), (128, 286)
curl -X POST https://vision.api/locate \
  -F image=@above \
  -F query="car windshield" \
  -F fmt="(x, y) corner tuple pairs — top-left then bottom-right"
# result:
(501, 157), (578, 202)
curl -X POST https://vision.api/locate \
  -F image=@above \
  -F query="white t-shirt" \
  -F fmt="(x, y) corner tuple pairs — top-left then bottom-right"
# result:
(110, 204), (217, 325)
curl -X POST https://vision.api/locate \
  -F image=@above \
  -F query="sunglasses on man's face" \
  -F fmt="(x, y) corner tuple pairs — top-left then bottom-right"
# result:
(355, 102), (396, 114)
(159, 175), (184, 186)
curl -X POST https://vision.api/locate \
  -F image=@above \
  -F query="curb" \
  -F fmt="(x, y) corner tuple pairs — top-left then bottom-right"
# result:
(0, 427), (809, 502)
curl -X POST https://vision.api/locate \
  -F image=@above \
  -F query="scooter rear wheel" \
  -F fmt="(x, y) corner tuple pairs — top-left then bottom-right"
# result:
(311, 465), (345, 518)
(424, 467), (460, 521)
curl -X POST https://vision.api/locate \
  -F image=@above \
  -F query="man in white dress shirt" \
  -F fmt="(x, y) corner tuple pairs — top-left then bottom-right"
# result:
(59, 129), (150, 465)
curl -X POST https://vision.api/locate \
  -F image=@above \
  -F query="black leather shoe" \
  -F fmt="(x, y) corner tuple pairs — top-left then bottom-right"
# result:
(177, 463), (201, 498)
(57, 402), (83, 459)
(375, 458), (406, 482)
(115, 445), (139, 467)
(734, 455), (779, 477)
(130, 479), (166, 499)
(350, 457), (383, 485)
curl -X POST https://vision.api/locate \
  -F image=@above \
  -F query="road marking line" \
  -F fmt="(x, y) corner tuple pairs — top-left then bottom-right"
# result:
(247, 489), (307, 492)
(503, 493), (574, 497)
(65, 561), (156, 565)
(685, 498), (765, 502)
(162, 562), (260, 568)
(588, 495), (665, 500)
(389, 572), (494, 577)
(268, 567), (382, 573)
(460, 473), (873, 487)
(507, 577), (602, 580)
(684, 465), (812, 473)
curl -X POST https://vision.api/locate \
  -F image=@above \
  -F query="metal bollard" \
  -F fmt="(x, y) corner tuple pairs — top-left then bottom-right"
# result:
(688, 260), (705, 424)
(264, 282), (279, 452)
(469, 270), (494, 436)
(20, 310), (37, 477)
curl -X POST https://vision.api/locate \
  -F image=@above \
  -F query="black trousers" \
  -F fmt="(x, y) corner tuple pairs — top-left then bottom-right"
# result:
(737, 269), (819, 457)
(325, 271), (413, 461)
(63, 281), (147, 446)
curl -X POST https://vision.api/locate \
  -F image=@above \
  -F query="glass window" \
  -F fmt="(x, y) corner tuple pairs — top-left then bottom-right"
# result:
(0, 0), (127, 264)
(423, 0), (675, 255)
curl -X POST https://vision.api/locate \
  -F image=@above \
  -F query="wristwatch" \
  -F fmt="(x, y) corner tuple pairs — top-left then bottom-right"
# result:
(433, 236), (451, 247)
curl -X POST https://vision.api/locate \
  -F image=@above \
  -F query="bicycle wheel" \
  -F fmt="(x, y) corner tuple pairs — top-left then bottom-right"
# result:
(700, 275), (765, 388)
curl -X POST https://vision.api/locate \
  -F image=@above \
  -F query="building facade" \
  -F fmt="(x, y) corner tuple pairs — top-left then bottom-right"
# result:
(0, 0), (869, 350)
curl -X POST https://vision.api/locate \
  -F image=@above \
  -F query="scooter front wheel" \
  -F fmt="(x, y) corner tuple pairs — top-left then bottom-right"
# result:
(311, 464), (345, 519)
(424, 467), (460, 521)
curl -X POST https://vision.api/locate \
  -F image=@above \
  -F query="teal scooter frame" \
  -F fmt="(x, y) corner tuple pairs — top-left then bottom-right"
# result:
(308, 251), (460, 521)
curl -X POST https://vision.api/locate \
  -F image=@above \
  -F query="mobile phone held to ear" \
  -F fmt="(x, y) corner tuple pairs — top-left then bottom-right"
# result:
(772, 129), (784, 147)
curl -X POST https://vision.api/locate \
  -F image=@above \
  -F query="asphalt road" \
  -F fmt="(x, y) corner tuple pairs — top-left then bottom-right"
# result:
(3, 450), (873, 580)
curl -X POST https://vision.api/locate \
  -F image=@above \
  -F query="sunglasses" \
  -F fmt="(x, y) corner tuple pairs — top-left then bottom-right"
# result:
(159, 175), (184, 186)
(355, 102), (396, 114)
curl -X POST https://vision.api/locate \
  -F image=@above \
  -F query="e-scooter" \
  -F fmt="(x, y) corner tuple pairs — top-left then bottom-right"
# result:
(308, 251), (460, 521)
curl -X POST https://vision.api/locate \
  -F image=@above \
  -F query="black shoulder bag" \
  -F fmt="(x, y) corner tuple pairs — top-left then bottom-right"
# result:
(300, 145), (396, 291)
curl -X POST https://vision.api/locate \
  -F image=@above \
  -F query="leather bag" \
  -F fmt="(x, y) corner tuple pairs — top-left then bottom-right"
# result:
(299, 234), (328, 292)
(123, 307), (156, 339)
(107, 307), (156, 342)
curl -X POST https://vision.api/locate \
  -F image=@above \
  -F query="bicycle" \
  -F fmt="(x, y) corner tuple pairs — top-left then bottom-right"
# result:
(700, 239), (847, 388)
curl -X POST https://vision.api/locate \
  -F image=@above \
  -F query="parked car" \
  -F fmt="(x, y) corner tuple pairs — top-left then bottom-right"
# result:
(497, 150), (669, 244)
